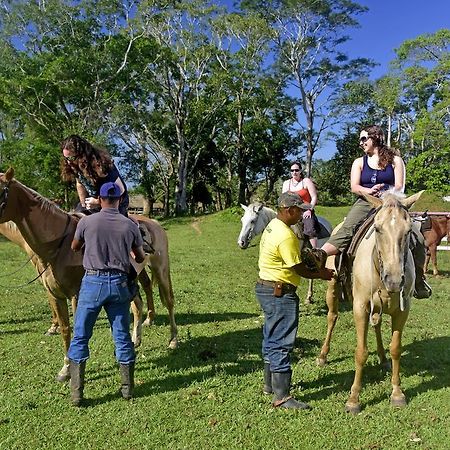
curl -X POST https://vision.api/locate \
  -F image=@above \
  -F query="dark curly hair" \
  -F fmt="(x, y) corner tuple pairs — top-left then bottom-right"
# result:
(363, 125), (400, 170)
(60, 135), (113, 184)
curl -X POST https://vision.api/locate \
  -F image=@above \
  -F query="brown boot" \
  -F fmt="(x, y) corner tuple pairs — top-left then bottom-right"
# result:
(69, 360), (86, 407)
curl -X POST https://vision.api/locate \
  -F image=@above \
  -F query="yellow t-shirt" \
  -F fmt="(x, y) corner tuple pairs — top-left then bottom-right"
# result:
(258, 218), (301, 287)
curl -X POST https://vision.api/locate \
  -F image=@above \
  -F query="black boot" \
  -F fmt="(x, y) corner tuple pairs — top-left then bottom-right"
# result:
(272, 371), (311, 410)
(414, 267), (432, 299)
(263, 362), (272, 395)
(120, 362), (135, 400)
(69, 360), (86, 407)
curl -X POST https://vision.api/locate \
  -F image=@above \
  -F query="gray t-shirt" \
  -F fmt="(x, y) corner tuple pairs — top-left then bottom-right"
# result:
(74, 208), (143, 273)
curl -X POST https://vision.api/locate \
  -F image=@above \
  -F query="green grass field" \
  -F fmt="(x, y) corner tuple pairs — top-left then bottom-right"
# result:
(0, 206), (449, 450)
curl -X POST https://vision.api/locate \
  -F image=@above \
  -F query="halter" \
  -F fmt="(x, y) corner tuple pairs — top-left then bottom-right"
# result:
(0, 180), (10, 219)
(370, 223), (411, 323)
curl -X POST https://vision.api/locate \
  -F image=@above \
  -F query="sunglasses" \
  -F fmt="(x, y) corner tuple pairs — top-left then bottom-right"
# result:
(64, 155), (77, 162)
(290, 169), (300, 172)
(359, 136), (370, 143)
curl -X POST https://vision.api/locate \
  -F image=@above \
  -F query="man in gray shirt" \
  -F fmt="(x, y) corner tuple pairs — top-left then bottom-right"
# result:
(67, 182), (146, 406)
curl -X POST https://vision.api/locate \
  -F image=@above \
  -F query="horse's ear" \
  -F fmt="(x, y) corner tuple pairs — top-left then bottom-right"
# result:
(5, 167), (14, 181)
(241, 204), (248, 211)
(401, 190), (425, 210)
(360, 192), (382, 209)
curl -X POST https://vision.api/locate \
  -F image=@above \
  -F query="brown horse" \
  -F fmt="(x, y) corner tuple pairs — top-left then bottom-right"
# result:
(0, 168), (177, 382)
(318, 192), (422, 413)
(423, 214), (450, 276)
(0, 221), (75, 335)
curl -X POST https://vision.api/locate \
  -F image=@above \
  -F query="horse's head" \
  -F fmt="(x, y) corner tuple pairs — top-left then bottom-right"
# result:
(0, 168), (15, 222)
(237, 203), (266, 249)
(363, 191), (424, 293)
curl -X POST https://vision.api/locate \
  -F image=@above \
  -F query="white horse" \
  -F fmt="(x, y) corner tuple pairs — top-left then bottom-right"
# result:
(237, 202), (332, 303)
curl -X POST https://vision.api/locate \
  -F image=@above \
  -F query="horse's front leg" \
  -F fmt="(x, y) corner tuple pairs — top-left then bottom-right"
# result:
(130, 293), (143, 347)
(345, 305), (369, 414)
(51, 296), (71, 382)
(317, 272), (340, 367)
(428, 244), (439, 276)
(390, 310), (409, 407)
(305, 279), (314, 304)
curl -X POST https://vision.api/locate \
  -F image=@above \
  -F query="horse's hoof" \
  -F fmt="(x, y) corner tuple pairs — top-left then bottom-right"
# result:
(345, 402), (361, 414)
(45, 325), (60, 336)
(316, 357), (327, 367)
(142, 318), (154, 327)
(56, 373), (70, 383)
(391, 395), (407, 408)
(133, 338), (142, 348)
(168, 338), (178, 349)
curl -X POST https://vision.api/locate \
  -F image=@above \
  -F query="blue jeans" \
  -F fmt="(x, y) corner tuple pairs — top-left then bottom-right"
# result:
(255, 283), (299, 373)
(68, 273), (135, 364)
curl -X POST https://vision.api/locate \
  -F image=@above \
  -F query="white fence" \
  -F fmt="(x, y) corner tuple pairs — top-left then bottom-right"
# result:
(437, 236), (449, 251)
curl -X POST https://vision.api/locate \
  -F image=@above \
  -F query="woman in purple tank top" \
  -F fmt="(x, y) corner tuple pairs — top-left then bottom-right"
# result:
(317, 125), (431, 298)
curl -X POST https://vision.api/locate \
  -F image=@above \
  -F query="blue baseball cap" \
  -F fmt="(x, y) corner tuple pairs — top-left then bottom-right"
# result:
(99, 182), (122, 198)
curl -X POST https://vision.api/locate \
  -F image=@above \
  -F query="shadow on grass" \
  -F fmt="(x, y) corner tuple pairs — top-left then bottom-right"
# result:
(150, 311), (259, 327)
(76, 328), (450, 409)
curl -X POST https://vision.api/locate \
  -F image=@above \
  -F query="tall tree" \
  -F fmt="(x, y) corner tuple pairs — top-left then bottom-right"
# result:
(241, 0), (372, 176)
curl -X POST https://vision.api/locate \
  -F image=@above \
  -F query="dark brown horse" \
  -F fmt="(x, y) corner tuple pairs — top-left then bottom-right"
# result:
(0, 168), (177, 382)
(423, 214), (450, 276)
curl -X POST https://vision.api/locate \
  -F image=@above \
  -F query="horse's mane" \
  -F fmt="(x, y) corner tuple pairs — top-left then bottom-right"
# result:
(15, 180), (67, 217)
(380, 190), (406, 208)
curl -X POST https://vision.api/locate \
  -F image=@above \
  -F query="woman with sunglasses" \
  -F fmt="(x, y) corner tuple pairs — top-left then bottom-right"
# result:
(320, 124), (431, 298)
(282, 162), (320, 247)
(60, 135), (129, 216)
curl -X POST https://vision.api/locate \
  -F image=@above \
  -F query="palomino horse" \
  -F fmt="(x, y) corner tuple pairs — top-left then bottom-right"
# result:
(321, 192), (422, 413)
(237, 203), (332, 303)
(0, 168), (177, 382)
(423, 214), (450, 276)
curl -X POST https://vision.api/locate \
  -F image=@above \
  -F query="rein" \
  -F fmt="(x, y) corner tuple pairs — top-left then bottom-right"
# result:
(0, 215), (72, 290)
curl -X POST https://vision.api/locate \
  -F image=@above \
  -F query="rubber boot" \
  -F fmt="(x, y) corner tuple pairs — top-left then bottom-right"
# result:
(413, 268), (432, 299)
(120, 362), (135, 400)
(263, 362), (272, 395)
(411, 230), (432, 299)
(69, 360), (86, 407)
(272, 371), (311, 410)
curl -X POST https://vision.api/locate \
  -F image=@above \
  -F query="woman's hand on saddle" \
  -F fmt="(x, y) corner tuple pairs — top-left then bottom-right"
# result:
(85, 197), (100, 209)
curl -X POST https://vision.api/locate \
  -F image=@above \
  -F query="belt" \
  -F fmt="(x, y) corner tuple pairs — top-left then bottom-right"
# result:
(85, 269), (126, 276)
(256, 278), (297, 294)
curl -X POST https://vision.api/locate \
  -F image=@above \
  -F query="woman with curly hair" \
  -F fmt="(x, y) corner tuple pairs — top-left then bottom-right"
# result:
(61, 135), (129, 216)
(320, 124), (431, 298)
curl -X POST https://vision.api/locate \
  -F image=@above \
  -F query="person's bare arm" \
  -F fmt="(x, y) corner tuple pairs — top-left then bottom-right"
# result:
(76, 180), (88, 207)
(132, 245), (146, 263)
(294, 263), (334, 280)
(71, 238), (83, 252)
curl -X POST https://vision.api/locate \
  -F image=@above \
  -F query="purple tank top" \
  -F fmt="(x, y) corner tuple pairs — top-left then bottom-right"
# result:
(360, 155), (395, 189)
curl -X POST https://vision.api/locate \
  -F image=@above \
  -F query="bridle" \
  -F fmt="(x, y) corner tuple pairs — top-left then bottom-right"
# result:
(0, 180), (10, 219)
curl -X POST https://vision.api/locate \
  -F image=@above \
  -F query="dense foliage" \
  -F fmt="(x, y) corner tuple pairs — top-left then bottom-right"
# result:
(0, 1), (448, 214)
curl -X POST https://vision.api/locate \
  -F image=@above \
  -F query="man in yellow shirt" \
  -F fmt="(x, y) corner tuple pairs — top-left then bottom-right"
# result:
(256, 192), (334, 410)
